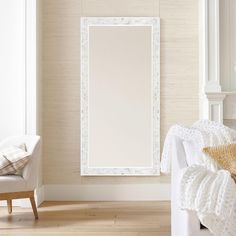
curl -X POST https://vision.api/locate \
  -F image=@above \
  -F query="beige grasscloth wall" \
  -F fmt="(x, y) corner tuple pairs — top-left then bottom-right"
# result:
(41, 0), (199, 184)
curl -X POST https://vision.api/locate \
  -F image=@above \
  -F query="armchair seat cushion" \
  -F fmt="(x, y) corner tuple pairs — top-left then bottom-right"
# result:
(0, 175), (27, 194)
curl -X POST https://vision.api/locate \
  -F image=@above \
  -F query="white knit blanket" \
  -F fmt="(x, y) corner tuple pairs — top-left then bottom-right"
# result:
(181, 165), (236, 236)
(161, 119), (236, 174)
(161, 120), (236, 235)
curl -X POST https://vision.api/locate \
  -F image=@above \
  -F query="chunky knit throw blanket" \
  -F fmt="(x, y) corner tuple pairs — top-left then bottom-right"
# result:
(161, 119), (236, 174)
(161, 120), (236, 235)
(181, 165), (236, 236)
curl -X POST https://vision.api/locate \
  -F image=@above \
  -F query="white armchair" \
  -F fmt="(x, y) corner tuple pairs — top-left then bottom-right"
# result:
(0, 135), (41, 219)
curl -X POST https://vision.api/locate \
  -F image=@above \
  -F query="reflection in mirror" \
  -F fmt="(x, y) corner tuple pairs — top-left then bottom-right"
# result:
(81, 17), (160, 176)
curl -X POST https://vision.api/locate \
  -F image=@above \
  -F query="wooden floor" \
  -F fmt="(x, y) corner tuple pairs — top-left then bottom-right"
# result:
(0, 201), (170, 236)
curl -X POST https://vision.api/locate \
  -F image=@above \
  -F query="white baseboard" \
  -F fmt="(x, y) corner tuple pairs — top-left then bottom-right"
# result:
(0, 198), (31, 208)
(36, 185), (45, 206)
(0, 183), (170, 208)
(0, 199), (21, 207)
(44, 183), (170, 201)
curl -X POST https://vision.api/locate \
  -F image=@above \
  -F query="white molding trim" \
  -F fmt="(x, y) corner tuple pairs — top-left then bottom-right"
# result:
(0, 183), (170, 208)
(22, 0), (39, 208)
(20, 0), (39, 209)
(35, 185), (45, 207)
(25, 0), (37, 135)
(205, 93), (226, 123)
(223, 93), (236, 120)
(200, 0), (225, 122)
(44, 184), (170, 201)
(80, 17), (160, 176)
(0, 199), (31, 208)
(201, 0), (221, 93)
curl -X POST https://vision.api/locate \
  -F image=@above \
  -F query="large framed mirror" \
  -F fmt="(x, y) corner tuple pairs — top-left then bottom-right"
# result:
(81, 17), (160, 176)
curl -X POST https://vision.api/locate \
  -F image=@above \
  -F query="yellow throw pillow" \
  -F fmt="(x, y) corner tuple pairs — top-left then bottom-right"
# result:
(203, 143), (236, 180)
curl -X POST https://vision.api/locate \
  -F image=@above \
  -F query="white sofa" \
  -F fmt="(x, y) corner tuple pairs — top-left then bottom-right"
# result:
(171, 136), (213, 236)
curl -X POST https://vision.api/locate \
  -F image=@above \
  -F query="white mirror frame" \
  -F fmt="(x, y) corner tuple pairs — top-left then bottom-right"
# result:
(81, 17), (160, 176)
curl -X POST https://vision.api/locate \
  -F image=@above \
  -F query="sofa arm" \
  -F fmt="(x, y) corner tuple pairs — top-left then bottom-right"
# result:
(171, 136), (188, 172)
(171, 136), (188, 236)
(171, 136), (212, 236)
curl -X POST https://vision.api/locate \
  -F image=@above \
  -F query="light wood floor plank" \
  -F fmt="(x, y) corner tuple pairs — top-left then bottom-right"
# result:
(0, 201), (170, 235)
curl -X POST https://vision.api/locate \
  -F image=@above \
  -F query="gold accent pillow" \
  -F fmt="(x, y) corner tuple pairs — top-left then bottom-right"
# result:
(203, 143), (236, 180)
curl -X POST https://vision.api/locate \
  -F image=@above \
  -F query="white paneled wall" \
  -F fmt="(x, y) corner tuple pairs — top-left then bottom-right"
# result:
(200, 0), (236, 124)
(0, 0), (26, 140)
(220, 0), (236, 91)
(0, 0), (37, 140)
(0, 0), (39, 207)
